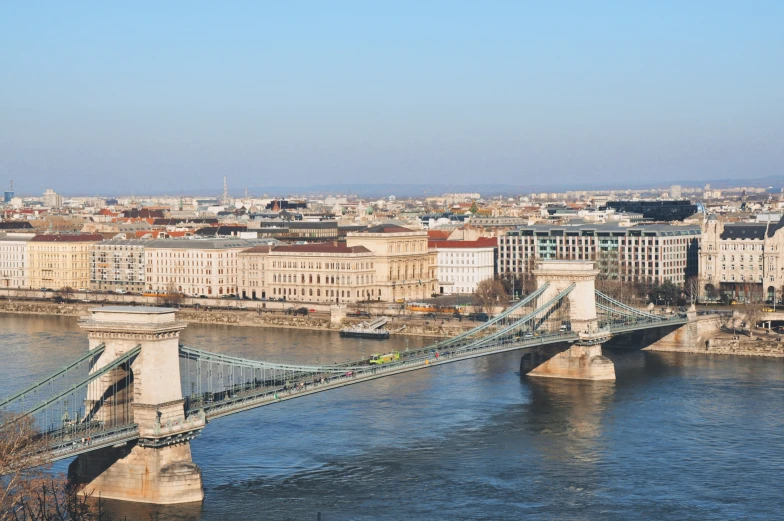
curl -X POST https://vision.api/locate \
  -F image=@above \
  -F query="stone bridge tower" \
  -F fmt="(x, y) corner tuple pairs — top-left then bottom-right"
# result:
(69, 307), (205, 504)
(533, 260), (601, 334)
(524, 261), (615, 381)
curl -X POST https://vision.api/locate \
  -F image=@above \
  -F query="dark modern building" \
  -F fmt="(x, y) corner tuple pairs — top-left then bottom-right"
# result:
(0, 221), (33, 230)
(265, 199), (307, 211)
(605, 200), (700, 222)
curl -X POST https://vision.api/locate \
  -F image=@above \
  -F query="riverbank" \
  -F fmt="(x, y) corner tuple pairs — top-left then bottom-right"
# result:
(0, 300), (474, 339)
(645, 329), (784, 358)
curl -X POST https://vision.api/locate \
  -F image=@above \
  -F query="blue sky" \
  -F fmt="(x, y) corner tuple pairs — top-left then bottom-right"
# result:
(1, 1), (782, 195)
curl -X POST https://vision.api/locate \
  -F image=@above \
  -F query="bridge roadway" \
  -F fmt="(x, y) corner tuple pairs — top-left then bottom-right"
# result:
(39, 314), (686, 463)
(198, 315), (686, 421)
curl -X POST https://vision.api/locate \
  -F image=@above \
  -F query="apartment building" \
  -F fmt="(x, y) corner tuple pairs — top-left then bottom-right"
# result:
(346, 224), (437, 302)
(90, 239), (149, 293)
(28, 234), (104, 290)
(0, 233), (34, 288)
(144, 239), (251, 296)
(238, 246), (271, 300)
(700, 215), (784, 302)
(238, 244), (378, 303)
(430, 238), (496, 295)
(498, 223), (700, 285)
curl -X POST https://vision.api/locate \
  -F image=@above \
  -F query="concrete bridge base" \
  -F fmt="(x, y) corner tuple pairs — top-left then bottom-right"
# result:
(68, 442), (203, 504)
(524, 344), (616, 381)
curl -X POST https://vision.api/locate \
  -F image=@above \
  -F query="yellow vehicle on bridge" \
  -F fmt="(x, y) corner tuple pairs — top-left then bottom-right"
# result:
(369, 351), (401, 365)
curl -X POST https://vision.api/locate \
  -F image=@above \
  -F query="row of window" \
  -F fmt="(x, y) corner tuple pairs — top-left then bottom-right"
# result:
(271, 260), (375, 270)
(272, 273), (375, 284)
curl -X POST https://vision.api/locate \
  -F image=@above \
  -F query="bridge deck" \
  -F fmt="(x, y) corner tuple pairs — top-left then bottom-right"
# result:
(200, 332), (579, 420)
(197, 317), (687, 421)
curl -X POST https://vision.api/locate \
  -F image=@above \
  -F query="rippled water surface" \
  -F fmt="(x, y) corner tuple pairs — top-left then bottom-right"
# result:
(1, 313), (783, 520)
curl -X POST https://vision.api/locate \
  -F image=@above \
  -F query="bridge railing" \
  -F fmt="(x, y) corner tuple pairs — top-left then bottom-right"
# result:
(179, 284), (582, 414)
(196, 329), (581, 421)
(0, 344), (140, 463)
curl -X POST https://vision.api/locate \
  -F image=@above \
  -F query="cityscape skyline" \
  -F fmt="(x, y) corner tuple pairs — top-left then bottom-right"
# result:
(4, 174), (784, 200)
(3, 3), (784, 519)
(2, 1), (783, 194)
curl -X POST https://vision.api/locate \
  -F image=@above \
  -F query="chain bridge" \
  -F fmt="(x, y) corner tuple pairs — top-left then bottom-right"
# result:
(0, 261), (692, 504)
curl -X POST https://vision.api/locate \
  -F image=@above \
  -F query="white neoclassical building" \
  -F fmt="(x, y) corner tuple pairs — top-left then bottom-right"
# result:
(430, 238), (497, 295)
(144, 238), (252, 297)
(700, 215), (784, 302)
(0, 232), (34, 288)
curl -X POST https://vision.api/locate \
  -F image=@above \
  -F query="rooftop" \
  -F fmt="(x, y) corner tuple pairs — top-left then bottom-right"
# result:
(272, 244), (371, 254)
(145, 238), (251, 249)
(429, 238), (497, 249)
(31, 234), (104, 242)
(361, 224), (414, 234)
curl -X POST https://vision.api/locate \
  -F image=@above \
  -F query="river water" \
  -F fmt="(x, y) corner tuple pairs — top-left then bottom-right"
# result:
(1, 313), (783, 521)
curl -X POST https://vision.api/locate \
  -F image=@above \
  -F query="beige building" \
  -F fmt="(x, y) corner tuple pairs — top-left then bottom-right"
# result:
(238, 244), (378, 303)
(238, 245), (271, 300)
(145, 239), (251, 297)
(236, 225), (437, 303)
(28, 234), (104, 290)
(0, 233), (34, 288)
(346, 224), (437, 302)
(700, 215), (784, 302)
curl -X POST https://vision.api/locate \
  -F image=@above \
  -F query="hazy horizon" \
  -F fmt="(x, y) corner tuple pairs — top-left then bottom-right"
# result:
(2, 1), (782, 195)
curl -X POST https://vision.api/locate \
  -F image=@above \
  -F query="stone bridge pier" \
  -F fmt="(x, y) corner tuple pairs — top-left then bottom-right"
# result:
(68, 307), (205, 504)
(523, 261), (615, 381)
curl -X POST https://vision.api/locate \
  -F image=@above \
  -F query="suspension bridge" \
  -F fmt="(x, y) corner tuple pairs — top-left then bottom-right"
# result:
(0, 261), (691, 504)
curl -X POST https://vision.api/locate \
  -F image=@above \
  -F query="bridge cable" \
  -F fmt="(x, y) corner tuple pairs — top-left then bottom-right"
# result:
(16, 345), (141, 418)
(0, 343), (106, 409)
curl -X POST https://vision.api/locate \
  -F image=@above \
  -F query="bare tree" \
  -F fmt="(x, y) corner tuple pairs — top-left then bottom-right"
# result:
(57, 287), (74, 303)
(684, 276), (700, 306)
(742, 284), (763, 339)
(513, 255), (537, 297)
(593, 249), (639, 303)
(161, 282), (183, 308)
(474, 279), (508, 313)
(0, 412), (97, 521)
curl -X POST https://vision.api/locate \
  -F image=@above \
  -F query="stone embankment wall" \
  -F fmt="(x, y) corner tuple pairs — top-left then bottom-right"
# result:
(0, 300), (84, 317)
(641, 314), (723, 351)
(0, 300), (474, 338)
(642, 313), (784, 358)
(648, 335), (784, 357)
(178, 308), (472, 338)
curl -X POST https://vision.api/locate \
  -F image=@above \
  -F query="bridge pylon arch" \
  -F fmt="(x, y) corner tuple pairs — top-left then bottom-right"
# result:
(69, 306), (204, 504)
(526, 261), (615, 380)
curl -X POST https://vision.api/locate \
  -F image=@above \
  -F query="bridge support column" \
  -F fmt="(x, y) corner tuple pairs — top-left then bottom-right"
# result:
(525, 344), (615, 381)
(68, 443), (202, 504)
(68, 307), (204, 504)
(525, 261), (615, 380)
